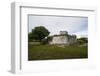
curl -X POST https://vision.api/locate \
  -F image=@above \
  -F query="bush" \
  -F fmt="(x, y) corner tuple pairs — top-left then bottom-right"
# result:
(77, 37), (88, 45)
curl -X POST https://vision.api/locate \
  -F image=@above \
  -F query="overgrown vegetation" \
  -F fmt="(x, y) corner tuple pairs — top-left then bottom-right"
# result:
(28, 44), (88, 60)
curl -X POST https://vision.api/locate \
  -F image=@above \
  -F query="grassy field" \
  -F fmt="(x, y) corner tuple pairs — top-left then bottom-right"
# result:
(28, 44), (88, 60)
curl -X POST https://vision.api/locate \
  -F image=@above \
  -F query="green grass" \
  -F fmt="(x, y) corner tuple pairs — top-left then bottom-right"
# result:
(28, 44), (88, 60)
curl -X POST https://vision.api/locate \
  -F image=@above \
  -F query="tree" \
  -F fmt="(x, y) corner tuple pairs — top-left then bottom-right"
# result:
(32, 26), (50, 41)
(28, 32), (33, 42)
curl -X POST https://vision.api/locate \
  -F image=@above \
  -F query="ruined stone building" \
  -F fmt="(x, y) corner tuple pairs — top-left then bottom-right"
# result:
(49, 31), (77, 45)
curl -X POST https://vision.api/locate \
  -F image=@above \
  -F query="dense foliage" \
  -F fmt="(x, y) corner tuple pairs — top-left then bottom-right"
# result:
(77, 37), (88, 45)
(28, 26), (50, 42)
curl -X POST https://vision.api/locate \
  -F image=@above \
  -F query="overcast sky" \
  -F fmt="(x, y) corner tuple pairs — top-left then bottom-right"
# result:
(28, 15), (88, 38)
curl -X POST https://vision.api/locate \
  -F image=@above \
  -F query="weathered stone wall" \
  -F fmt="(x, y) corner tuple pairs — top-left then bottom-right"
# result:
(50, 36), (69, 45)
(49, 31), (77, 45)
(49, 35), (77, 45)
